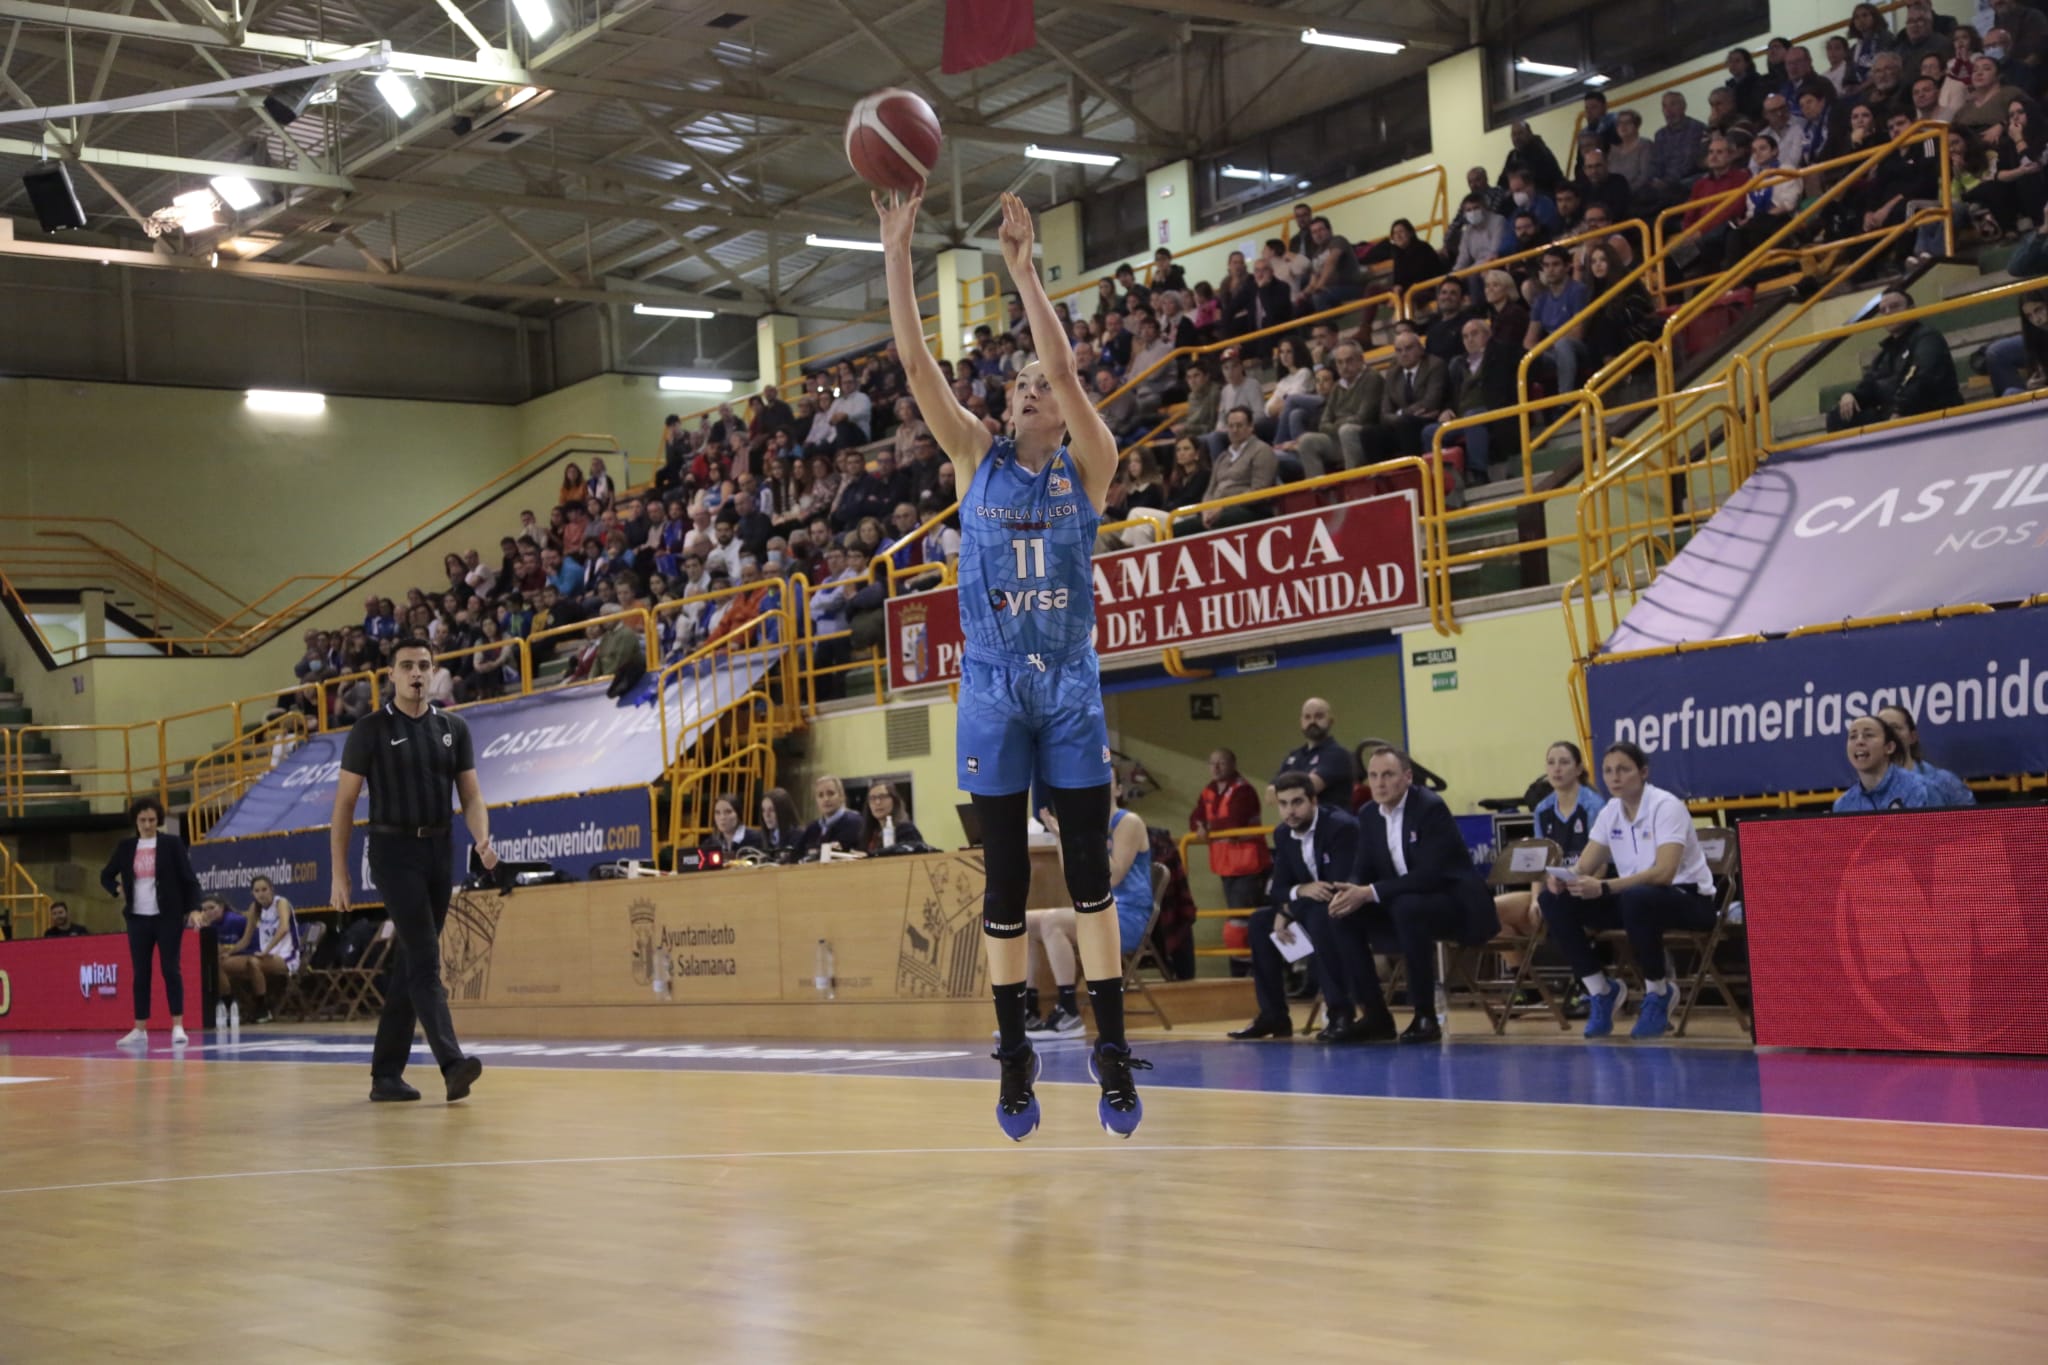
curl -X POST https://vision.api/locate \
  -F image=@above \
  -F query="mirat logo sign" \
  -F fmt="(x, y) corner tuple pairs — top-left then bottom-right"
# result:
(78, 962), (119, 999)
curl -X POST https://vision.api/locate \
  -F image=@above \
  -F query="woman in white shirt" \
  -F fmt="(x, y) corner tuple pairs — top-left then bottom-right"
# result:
(98, 796), (203, 1047)
(1260, 337), (1315, 443)
(1538, 741), (1717, 1041)
(220, 875), (301, 1024)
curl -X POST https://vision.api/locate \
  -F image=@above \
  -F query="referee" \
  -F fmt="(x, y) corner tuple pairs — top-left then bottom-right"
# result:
(330, 636), (493, 1104)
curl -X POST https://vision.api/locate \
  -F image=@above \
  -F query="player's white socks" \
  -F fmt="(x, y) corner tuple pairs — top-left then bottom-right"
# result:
(1581, 972), (1610, 996)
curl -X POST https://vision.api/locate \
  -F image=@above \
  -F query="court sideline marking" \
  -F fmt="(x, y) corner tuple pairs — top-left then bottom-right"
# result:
(3, 1142), (2046, 1199)
(50, 1044), (2048, 1135)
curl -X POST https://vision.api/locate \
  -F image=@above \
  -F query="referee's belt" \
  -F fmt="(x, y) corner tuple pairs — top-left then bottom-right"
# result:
(368, 823), (449, 838)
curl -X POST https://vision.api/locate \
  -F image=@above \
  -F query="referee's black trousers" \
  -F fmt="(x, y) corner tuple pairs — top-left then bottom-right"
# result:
(368, 833), (465, 1079)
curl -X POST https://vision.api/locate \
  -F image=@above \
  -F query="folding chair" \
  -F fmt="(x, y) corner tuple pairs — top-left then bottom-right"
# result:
(1669, 827), (1751, 1038)
(327, 919), (398, 1022)
(1119, 864), (1174, 1030)
(1452, 838), (1571, 1035)
(272, 921), (328, 1022)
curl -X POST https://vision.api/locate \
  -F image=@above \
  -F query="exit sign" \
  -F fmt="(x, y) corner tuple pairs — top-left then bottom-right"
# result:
(1431, 671), (1459, 692)
(1412, 647), (1457, 667)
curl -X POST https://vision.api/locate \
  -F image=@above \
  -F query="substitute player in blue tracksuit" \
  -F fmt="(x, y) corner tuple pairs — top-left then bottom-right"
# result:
(878, 188), (1146, 1141)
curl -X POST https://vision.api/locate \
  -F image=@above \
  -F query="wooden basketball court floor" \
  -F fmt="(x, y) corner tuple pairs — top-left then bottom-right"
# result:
(4, 1015), (2047, 1364)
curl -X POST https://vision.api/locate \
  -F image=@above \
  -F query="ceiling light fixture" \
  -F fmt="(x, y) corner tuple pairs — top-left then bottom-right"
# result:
(513, 0), (558, 39)
(1025, 144), (1119, 167)
(658, 375), (734, 394)
(1583, 74), (1612, 87)
(503, 85), (544, 110)
(1300, 29), (1404, 55)
(805, 233), (885, 252)
(246, 389), (326, 415)
(375, 72), (419, 118)
(210, 175), (261, 211)
(1514, 58), (1578, 78)
(634, 303), (716, 319)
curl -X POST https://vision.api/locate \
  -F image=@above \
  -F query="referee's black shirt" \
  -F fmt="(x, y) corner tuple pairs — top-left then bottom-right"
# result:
(339, 702), (476, 831)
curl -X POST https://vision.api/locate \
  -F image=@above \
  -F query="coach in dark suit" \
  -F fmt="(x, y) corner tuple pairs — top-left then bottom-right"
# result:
(98, 795), (204, 1043)
(1230, 773), (1390, 1042)
(1327, 745), (1498, 1042)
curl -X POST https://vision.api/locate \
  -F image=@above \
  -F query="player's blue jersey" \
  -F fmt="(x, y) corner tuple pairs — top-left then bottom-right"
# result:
(957, 438), (1099, 667)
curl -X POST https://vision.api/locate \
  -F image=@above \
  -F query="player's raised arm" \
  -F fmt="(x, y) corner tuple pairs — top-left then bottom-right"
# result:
(875, 189), (993, 483)
(996, 193), (1118, 512)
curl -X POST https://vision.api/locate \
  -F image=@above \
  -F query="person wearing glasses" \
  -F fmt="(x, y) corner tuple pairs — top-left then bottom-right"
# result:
(1537, 742), (1717, 1041)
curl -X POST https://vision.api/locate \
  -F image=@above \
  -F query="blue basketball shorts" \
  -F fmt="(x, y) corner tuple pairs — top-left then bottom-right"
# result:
(956, 652), (1112, 796)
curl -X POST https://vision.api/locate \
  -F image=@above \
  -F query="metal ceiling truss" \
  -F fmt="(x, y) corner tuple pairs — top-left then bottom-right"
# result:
(0, 0), (1464, 326)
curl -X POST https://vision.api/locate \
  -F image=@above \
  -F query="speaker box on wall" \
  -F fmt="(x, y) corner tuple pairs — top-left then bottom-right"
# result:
(22, 162), (88, 232)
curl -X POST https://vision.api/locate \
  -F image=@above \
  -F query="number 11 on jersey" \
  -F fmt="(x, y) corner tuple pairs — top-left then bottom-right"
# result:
(1011, 536), (1047, 579)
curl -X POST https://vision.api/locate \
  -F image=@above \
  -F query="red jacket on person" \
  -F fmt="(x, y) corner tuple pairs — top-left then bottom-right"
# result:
(1682, 167), (1753, 233)
(1191, 776), (1270, 878)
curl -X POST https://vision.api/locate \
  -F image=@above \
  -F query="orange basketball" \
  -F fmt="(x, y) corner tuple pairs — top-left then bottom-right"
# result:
(845, 88), (943, 194)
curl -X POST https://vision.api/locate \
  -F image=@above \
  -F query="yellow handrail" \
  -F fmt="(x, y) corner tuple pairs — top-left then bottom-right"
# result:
(0, 434), (627, 667)
(0, 830), (51, 940)
(778, 290), (939, 388)
(1050, 164), (1452, 311)
(1747, 273), (2044, 455)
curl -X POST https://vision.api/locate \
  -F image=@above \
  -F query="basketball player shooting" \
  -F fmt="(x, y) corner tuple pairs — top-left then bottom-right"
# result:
(875, 189), (1148, 1141)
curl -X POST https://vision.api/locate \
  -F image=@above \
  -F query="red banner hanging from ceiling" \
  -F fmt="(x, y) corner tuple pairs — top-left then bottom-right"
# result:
(942, 0), (1037, 75)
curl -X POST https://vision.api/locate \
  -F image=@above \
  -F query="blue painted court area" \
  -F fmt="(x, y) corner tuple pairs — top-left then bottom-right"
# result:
(9, 1029), (2048, 1131)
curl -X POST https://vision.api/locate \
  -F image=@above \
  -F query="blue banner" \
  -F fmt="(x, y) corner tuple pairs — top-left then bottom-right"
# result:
(1604, 406), (2048, 655)
(211, 659), (766, 839)
(189, 786), (653, 908)
(1586, 608), (2048, 800)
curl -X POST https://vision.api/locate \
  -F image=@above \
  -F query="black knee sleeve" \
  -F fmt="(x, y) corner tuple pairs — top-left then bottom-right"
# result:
(1048, 782), (1115, 909)
(974, 791), (1031, 938)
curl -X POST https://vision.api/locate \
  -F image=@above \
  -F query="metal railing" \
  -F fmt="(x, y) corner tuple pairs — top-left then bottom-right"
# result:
(776, 290), (939, 389)
(1046, 164), (1451, 312)
(0, 832), (50, 940)
(0, 434), (628, 667)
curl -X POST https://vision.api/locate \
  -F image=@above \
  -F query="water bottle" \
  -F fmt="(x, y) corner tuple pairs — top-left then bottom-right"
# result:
(881, 815), (896, 849)
(215, 1001), (227, 1030)
(653, 943), (672, 999)
(229, 1000), (240, 1029)
(1433, 981), (1449, 1030)
(814, 939), (836, 1000)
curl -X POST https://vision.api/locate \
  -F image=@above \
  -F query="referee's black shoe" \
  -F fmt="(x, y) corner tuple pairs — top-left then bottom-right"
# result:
(443, 1056), (483, 1102)
(369, 1076), (421, 1102)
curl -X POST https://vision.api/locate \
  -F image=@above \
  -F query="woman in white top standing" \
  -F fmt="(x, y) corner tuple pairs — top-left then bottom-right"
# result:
(98, 795), (204, 1047)
(1537, 742), (1718, 1041)
(220, 875), (301, 1024)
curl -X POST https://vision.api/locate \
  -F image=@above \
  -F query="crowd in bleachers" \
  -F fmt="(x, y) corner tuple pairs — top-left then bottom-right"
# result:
(265, 0), (2048, 731)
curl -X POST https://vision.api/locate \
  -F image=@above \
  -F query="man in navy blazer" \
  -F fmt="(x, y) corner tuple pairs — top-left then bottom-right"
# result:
(1230, 773), (1396, 1042)
(1327, 746), (1499, 1043)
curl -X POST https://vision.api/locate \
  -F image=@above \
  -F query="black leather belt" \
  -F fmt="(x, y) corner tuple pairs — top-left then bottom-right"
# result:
(368, 824), (449, 838)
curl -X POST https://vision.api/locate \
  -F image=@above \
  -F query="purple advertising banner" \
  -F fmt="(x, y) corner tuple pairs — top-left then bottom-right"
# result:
(209, 659), (768, 839)
(1603, 406), (2048, 656)
(188, 786), (653, 908)
(1587, 608), (2048, 800)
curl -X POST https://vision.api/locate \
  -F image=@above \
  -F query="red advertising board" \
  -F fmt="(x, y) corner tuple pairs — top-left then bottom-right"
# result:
(885, 492), (1420, 689)
(0, 932), (204, 1031)
(1742, 806), (2048, 1055)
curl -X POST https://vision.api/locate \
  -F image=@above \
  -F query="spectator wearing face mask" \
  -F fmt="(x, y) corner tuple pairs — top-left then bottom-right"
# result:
(1452, 194), (1509, 272)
